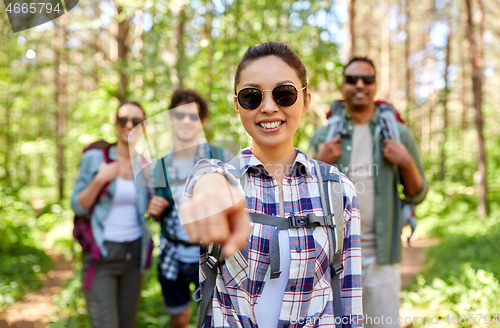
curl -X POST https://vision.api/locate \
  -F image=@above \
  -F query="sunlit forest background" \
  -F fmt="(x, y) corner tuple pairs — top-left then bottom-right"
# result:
(1, 0), (500, 326)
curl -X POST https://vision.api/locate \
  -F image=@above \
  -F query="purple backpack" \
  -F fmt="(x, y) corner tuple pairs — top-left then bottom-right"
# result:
(73, 141), (115, 290)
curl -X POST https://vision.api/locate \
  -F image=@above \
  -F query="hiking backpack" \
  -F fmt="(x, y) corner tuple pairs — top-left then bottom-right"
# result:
(198, 158), (346, 328)
(325, 100), (417, 242)
(73, 141), (153, 290)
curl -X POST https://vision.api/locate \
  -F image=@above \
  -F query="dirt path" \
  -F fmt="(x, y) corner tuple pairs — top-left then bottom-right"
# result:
(401, 237), (439, 288)
(400, 235), (440, 327)
(0, 249), (73, 328)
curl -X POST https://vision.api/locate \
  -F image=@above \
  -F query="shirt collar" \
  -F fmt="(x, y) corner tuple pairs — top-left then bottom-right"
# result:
(343, 104), (380, 126)
(369, 106), (381, 125)
(239, 148), (313, 178)
(167, 139), (209, 161)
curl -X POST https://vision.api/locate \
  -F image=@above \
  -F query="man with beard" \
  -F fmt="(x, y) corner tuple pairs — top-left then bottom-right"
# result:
(308, 57), (428, 328)
(146, 89), (230, 328)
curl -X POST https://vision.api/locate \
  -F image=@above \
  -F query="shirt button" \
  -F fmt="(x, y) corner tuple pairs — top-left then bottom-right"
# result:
(346, 145), (352, 151)
(290, 286), (296, 292)
(287, 178), (292, 184)
(290, 211), (295, 216)
(125, 252), (132, 261)
(296, 247), (302, 253)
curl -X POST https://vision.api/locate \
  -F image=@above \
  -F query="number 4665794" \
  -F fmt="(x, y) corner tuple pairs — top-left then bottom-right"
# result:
(6, 2), (61, 14)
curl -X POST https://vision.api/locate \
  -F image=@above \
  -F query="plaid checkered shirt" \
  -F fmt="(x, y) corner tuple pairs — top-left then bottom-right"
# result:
(184, 148), (363, 328)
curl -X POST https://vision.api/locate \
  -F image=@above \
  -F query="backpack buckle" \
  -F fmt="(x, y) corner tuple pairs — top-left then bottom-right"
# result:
(331, 251), (344, 277)
(325, 214), (336, 229)
(206, 244), (224, 274)
(288, 215), (308, 228)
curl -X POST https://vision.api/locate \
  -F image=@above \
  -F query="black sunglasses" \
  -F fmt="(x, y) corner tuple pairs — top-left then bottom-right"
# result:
(236, 84), (307, 110)
(172, 111), (200, 121)
(117, 117), (144, 127)
(344, 75), (376, 85)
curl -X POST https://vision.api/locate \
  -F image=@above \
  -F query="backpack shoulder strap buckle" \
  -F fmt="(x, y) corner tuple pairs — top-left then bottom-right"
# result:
(206, 244), (224, 274)
(316, 213), (335, 229)
(332, 252), (344, 277)
(288, 215), (308, 228)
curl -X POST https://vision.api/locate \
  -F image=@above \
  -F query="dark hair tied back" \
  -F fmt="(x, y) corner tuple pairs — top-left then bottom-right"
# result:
(234, 41), (307, 94)
(116, 101), (146, 120)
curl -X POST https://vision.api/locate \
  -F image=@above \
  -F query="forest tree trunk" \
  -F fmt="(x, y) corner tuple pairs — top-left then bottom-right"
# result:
(465, 0), (488, 217)
(439, 17), (452, 181)
(53, 15), (68, 200)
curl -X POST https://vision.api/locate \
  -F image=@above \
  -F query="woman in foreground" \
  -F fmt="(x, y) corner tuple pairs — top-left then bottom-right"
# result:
(181, 42), (363, 328)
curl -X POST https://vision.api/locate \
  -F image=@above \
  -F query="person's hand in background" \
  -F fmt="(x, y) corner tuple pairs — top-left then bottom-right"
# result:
(315, 137), (342, 164)
(146, 196), (170, 221)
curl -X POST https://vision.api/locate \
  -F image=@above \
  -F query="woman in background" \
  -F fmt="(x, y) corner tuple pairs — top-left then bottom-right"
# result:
(71, 101), (152, 328)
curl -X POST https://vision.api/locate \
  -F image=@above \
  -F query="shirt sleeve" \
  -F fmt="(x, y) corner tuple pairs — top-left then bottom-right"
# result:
(183, 158), (242, 203)
(339, 174), (363, 328)
(183, 158), (243, 320)
(400, 127), (428, 205)
(70, 150), (99, 216)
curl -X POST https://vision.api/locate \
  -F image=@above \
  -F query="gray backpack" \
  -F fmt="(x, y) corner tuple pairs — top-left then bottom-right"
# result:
(198, 159), (345, 328)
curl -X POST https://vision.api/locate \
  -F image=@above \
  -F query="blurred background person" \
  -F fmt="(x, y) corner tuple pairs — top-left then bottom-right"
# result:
(146, 89), (231, 328)
(309, 57), (428, 328)
(71, 101), (152, 328)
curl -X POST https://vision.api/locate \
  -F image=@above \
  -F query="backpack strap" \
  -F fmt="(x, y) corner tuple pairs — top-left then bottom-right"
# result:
(209, 145), (225, 161)
(378, 107), (401, 144)
(313, 159), (344, 328)
(98, 147), (114, 196)
(325, 101), (346, 141)
(325, 115), (344, 141)
(253, 211), (334, 279)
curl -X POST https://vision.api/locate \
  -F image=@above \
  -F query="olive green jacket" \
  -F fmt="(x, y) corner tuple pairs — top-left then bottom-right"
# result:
(308, 107), (428, 265)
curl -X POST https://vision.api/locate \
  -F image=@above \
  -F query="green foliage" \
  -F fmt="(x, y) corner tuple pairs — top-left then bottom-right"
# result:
(0, 191), (53, 306)
(401, 180), (500, 326)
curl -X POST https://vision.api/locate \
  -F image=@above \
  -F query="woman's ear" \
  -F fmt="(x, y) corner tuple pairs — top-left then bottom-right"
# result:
(234, 96), (241, 118)
(302, 92), (311, 117)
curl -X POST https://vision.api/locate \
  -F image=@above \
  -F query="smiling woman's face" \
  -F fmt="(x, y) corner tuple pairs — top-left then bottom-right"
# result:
(234, 56), (310, 150)
(115, 103), (145, 145)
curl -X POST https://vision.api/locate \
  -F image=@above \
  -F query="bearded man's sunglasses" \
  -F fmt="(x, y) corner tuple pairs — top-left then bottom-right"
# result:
(235, 84), (307, 110)
(344, 75), (376, 85)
